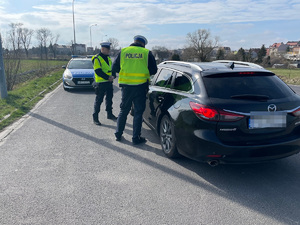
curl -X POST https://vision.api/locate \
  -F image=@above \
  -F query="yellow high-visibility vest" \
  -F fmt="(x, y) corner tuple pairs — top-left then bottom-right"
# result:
(119, 46), (150, 85)
(92, 54), (112, 83)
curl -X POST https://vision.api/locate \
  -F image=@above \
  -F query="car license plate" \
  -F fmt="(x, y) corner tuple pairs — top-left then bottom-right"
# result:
(77, 81), (90, 84)
(249, 111), (286, 129)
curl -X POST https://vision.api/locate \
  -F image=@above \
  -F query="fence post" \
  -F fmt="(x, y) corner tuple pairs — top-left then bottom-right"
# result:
(0, 34), (8, 99)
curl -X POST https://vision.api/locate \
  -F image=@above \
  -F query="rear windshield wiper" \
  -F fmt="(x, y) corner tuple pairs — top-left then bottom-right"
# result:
(230, 94), (270, 101)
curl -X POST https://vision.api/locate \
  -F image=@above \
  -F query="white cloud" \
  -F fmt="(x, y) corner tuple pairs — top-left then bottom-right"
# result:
(0, 0), (300, 50)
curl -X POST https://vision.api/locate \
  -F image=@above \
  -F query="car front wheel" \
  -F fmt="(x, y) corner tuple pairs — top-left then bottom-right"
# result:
(159, 115), (179, 158)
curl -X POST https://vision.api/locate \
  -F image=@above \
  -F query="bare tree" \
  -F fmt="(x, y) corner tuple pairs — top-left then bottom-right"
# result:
(20, 27), (34, 58)
(0, 34), (8, 98)
(49, 33), (60, 59)
(3, 23), (23, 90)
(181, 47), (197, 62)
(152, 46), (171, 63)
(107, 37), (119, 56)
(107, 37), (119, 50)
(8, 23), (23, 57)
(186, 29), (219, 62)
(36, 28), (52, 60)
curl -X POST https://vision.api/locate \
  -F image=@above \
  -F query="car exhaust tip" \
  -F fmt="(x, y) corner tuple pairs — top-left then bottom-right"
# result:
(207, 160), (219, 167)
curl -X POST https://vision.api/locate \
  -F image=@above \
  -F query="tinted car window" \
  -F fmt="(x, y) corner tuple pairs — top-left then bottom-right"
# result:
(203, 74), (295, 99)
(173, 72), (192, 92)
(68, 60), (94, 69)
(154, 69), (173, 88)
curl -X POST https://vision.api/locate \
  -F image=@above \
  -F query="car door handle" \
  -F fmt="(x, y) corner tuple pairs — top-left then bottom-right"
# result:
(157, 96), (164, 102)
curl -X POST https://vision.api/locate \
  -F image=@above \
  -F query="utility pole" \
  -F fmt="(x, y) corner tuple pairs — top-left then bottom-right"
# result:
(89, 24), (97, 48)
(72, 0), (76, 55)
(0, 33), (8, 99)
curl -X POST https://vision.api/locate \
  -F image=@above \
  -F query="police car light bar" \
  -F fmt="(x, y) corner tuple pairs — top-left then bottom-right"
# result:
(71, 55), (93, 58)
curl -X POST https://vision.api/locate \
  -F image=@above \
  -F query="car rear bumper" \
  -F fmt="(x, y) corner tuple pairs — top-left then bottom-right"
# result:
(176, 129), (300, 164)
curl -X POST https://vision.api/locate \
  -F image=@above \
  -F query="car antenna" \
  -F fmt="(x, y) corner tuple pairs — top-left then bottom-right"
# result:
(226, 62), (235, 70)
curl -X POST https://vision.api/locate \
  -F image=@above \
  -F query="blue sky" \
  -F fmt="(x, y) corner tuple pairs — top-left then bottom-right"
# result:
(0, 0), (300, 51)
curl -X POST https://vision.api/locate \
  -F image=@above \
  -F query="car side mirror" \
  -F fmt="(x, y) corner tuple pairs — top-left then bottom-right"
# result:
(62, 65), (66, 69)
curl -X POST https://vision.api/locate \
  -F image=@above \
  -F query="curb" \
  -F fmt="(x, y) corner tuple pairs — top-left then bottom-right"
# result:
(0, 82), (62, 144)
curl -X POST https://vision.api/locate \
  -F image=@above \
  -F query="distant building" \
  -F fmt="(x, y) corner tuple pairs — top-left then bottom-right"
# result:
(286, 41), (300, 48)
(211, 46), (232, 58)
(86, 47), (94, 54)
(221, 47), (231, 55)
(268, 42), (284, 56)
(268, 40), (300, 61)
(246, 48), (258, 59)
(55, 44), (71, 55)
(72, 44), (86, 55)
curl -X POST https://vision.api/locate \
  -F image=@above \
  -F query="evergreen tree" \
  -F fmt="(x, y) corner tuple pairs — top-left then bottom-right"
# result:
(171, 54), (180, 61)
(216, 48), (225, 60)
(237, 47), (246, 61)
(257, 44), (267, 63)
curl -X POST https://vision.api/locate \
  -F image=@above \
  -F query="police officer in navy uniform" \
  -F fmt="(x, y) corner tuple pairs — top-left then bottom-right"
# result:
(92, 42), (117, 125)
(112, 35), (157, 145)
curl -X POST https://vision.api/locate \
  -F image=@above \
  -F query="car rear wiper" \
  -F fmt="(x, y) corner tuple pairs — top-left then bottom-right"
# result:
(230, 94), (270, 101)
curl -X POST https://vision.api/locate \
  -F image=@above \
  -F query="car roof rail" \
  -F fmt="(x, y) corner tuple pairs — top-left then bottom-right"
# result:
(159, 60), (204, 71)
(213, 60), (264, 69)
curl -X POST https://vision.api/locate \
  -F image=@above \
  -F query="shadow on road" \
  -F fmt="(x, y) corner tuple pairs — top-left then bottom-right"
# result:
(30, 112), (300, 224)
(63, 83), (121, 95)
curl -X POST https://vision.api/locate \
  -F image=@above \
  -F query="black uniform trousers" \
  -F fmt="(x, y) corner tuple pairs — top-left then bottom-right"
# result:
(115, 82), (148, 139)
(93, 82), (113, 118)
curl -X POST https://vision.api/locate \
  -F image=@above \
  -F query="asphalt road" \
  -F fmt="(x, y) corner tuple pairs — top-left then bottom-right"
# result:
(0, 83), (300, 225)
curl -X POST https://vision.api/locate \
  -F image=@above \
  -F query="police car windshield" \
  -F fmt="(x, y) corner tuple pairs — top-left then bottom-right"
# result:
(68, 60), (93, 69)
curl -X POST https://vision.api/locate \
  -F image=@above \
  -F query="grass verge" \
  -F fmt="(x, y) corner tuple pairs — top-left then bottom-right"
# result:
(267, 68), (300, 85)
(0, 68), (64, 132)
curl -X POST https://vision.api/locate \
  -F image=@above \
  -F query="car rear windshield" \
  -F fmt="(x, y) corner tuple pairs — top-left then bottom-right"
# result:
(203, 73), (295, 100)
(68, 60), (93, 69)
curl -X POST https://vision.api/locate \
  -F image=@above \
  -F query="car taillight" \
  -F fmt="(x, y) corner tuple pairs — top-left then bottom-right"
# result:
(189, 102), (244, 122)
(292, 108), (300, 117)
(218, 110), (245, 121)
(239, 72), (255, 75)
(189, 102), (219, 121)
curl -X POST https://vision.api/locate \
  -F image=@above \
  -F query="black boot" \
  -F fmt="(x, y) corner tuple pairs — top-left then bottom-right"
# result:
(93, 113), (101, 125)
(132, 136), (147, 145)
(107, 112), (118, 120)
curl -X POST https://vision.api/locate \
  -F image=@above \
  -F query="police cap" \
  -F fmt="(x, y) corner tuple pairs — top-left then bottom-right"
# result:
(100, 42), (111, 49)
(133, 35), (148, 45)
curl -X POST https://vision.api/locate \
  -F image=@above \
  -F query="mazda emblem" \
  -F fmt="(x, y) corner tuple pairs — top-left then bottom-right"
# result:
(268, 104), (277, 112)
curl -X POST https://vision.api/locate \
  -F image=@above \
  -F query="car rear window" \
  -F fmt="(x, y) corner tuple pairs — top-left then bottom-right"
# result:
(203, 73), (295, 100)
(68, 60), (94, 69)
(173, 72), (192, 92)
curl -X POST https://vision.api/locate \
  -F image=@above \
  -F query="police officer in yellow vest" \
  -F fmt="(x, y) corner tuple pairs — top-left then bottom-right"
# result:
(92, 42), (117, 125)
(112, 35), (157, 144)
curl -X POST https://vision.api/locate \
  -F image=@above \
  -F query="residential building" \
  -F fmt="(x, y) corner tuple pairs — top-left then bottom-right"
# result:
(55, 44), (71, 55)
(72, 44), (86, 55)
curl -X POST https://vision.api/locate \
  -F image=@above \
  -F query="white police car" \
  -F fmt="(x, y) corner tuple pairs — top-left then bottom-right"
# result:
(62, 56), (95, 91)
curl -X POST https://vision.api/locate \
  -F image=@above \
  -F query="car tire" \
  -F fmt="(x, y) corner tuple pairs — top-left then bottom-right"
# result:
(159, 115), (179, 158)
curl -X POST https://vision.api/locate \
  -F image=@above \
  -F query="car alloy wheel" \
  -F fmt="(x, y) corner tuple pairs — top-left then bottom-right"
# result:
(159, 115), (179, 158)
